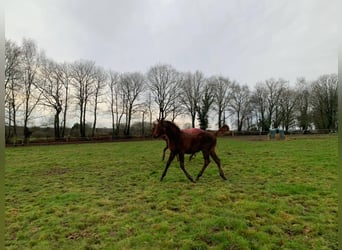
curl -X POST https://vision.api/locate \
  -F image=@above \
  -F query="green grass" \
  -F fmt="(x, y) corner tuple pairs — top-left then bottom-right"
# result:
(5, 135), (338, 249)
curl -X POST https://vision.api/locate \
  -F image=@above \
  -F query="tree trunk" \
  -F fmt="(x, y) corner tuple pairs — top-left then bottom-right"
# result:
(92, 103), (98, 137)
(191, 113), (196, 128)
(61, 85), (69, 138)
(54, 112), (60, 139)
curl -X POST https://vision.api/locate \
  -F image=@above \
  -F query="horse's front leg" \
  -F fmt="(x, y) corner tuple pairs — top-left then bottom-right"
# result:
(162, 145), (168, 161)
(160, 152), (176, 181)
(179, 153), (195, 183)
(162, 137), (169, 161)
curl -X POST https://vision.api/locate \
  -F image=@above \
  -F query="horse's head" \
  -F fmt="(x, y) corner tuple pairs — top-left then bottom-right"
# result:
(152, 119), (181, 138)
(215, 124), (230, 136)
(221, 124), (230, 132)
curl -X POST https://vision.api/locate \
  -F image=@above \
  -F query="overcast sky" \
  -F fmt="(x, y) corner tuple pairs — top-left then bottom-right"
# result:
(5, 0), (338, 87)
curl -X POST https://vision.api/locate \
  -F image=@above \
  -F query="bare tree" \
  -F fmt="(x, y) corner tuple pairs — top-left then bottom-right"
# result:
(137, 92), (156, 136)
(70, 60), (96, 137)
(145, 92), (154, 131)
(211, 76), (232, 128)
(279, 85), (298, 132)
(251, 83), (268, 131)
(310, 74), (338, 130)
(169, 94), (184, 122)
(251, 78), (285, 131)
(5, 39), (22, 142)
(180, 71), (205, 128)
(21, 38), (42, 143)
(228, 83), (252, 131)
(295, 77), (311, 131)
(147, 64), (180, 120)
(265, 78), (286, 129)
(57, 62), (71, 138)
(91, 66), (107, 137)
(36, 57), (64, 139)
(108, 71), (122, 137)
(120, 72), (145, 136)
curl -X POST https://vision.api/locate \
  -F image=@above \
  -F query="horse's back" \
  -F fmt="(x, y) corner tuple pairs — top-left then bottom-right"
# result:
(180, 130), (216, 154)
(183, 128), (203, 135)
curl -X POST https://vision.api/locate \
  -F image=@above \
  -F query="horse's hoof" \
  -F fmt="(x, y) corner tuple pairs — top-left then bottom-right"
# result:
(187, 176), (196, 183)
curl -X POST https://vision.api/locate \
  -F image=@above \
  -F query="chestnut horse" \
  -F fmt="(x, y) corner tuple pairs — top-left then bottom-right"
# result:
(152, 119), (228, 182)
(160, 128), (202, 161)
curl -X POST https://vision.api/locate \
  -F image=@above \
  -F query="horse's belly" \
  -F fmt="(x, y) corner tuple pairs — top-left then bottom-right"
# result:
(184, 147), (200, 154)
(184, 150), (195, 154)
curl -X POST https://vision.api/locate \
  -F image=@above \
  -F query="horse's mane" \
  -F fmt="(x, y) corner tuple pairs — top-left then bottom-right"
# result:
(161, 120), (181, 134)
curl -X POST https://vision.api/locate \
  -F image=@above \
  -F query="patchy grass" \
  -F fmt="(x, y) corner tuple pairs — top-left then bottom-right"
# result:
(5, 135), (338, 249)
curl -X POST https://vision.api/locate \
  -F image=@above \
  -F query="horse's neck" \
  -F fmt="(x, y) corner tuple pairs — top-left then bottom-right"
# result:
(164, 124), (181, 145)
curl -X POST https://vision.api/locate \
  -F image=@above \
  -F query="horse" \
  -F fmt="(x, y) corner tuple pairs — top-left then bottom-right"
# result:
(160, 127), (202, 161)
(152, 119), (229, 182)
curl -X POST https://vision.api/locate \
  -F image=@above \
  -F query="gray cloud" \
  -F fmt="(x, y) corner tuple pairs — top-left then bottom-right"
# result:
(5, 0), (338, 86)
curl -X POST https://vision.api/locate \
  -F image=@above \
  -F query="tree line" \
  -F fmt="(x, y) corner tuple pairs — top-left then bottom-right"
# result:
(5, 38), (338, 143)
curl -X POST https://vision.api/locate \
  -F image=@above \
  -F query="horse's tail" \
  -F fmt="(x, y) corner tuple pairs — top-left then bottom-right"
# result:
(215, 125), (229, 136)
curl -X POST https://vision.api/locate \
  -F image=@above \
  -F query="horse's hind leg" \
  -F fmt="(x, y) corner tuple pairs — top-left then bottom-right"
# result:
(195, 152), (210, 181)
(210, 150), (227, 180)
(161, 152), (176, 181)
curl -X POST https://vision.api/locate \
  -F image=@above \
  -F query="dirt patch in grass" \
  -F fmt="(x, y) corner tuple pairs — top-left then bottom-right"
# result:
(44, 167), (70, 176)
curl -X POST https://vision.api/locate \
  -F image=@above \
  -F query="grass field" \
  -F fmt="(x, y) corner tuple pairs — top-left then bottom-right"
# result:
(5, 135), (338, 249)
